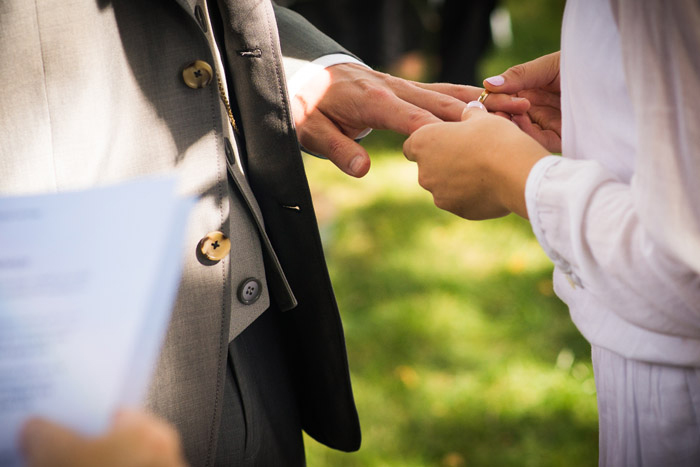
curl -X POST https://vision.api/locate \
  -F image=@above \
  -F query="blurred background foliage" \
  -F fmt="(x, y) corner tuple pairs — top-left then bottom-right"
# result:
(295, 0), (598, 465)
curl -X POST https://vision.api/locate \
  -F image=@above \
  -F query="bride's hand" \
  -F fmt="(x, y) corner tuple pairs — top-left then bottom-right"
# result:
(484, 52), (562, 153)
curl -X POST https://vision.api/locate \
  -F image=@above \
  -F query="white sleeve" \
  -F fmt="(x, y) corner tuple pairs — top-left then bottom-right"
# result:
(525, 0), (700, 339)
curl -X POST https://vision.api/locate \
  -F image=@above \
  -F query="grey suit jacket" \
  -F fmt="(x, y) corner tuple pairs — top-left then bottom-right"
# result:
(0, 0), (360, 462)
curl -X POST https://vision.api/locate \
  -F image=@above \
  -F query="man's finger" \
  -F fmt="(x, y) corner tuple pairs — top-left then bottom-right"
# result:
(411, 81), (483, 102)
(391, 80), (469, 122)
(297, 111), (371, 177)
(349, 89), (443, 135)
(412, 82), (530, 115)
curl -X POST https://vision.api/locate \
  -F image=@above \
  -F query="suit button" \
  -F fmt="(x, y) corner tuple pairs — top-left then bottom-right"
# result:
(237, 278), (262, 305)
(198, 231), (230, 262)
(182, 60), (213, 89)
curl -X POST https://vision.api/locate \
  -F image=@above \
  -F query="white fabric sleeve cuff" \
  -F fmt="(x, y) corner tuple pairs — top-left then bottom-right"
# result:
(525, 155), (569, 270)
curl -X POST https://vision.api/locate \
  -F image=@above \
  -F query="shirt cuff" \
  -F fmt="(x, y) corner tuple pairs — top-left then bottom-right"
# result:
(525, 155), (575, 271)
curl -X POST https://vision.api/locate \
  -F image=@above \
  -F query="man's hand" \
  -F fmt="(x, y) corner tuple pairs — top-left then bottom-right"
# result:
(291, 63), (530, 177)
(403, 105), (549, 220)
(484, 52), (562, 153)
(20, 410), (187, 467)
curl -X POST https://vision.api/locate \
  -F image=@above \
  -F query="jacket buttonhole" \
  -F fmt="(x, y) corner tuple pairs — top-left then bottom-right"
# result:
(238, 48), (262, 58)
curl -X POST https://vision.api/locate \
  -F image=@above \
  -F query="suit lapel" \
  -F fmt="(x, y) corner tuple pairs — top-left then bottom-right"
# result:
(174, 0), (197, 16)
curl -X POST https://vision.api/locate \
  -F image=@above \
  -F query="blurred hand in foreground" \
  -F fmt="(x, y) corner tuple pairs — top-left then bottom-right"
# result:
(20, 410), (187, 467)
(292, 63), (531, 177)
(484, 51), (562, 153)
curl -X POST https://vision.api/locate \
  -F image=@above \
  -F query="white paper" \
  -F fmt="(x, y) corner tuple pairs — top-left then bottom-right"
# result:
(0, 176), (192, 466)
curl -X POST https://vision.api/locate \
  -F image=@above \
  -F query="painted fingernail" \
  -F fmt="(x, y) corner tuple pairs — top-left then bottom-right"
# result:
(485, 75), (505, 86)
(511, 97), (527, 102)
(349, 156), (364, 175)
(466, 101), (486, 111)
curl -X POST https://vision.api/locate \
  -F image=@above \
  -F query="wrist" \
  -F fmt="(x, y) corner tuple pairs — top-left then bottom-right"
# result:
(493, 142), (549, 219)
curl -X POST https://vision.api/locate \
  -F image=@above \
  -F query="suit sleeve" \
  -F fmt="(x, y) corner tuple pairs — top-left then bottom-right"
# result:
(272, 3), (360, 79)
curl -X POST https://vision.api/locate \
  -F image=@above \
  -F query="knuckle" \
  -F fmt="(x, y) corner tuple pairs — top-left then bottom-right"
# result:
(365, 84), (393, 102)
(405, 109), (433, 129)
(382, 73), (402, 87)
(326, 137), (349, 158)
(416, 170), (432, 191)
(351, 75), (394, 101)
(433, 196), (450, 211)
(387, 74), (414, 93)
(402, 138), (413, 156)
(352, 77), (373, 91)
(549, 51), (561, 71)
(407, 126), (430, 151)
(507, 64), (528, 81)
(433, 94), (459, 113)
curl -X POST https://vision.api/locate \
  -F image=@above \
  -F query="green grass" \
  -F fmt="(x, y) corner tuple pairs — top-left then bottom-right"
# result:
(303, 132), (596, 466)
(303, 2), (598, 465)
(478, 0), (566, 82)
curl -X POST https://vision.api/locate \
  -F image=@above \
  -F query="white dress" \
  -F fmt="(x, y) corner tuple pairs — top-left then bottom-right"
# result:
(524, 0), (700, 464)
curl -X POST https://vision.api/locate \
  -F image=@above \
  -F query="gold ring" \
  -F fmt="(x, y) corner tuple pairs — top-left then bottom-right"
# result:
(478, 89), (490, 104)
